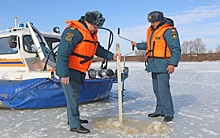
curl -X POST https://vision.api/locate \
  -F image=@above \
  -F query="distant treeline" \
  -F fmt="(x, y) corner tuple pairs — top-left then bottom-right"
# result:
(93, 53), (220, 62)
(180, 53), (220, 62)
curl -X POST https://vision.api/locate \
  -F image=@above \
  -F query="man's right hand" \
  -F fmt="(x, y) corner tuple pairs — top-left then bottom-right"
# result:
(131, 41), (136, 47)
(61, 77), (70, 85)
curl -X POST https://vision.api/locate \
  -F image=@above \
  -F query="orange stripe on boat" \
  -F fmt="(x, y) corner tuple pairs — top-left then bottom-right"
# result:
(0, 58), (26, 67)
(0, 64), (26, 67)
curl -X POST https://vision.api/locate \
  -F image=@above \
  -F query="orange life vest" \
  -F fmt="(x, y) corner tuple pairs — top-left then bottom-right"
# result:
(146, 24), (174, 58)
(65, 20), (98, 73)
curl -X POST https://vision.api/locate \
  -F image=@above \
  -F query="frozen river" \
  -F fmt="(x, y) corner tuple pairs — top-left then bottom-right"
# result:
(0, 62), (220, 138)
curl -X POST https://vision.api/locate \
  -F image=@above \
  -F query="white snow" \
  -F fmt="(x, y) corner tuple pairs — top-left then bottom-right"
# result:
(0, 61), (220, 138)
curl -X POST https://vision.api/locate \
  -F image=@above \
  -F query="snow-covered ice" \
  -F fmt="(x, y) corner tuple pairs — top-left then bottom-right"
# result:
(0, 62), (220, 138)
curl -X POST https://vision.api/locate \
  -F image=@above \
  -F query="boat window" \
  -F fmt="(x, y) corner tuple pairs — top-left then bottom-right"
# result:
(52, 42), (59, 55)
(23, 35), (39, 53)
(44, 37), (60, 56)
(0, 37), (18, 54)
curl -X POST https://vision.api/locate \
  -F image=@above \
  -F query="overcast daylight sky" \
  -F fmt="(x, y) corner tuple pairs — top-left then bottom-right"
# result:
(1, 0), (220, 54)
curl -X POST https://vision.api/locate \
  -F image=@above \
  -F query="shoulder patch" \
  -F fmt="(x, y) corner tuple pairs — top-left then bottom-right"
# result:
(65, 32), (74, 42)
(171, 28), (177, 39)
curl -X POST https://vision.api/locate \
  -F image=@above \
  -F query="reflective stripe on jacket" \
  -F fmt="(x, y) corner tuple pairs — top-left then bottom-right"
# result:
(146, 24), (174, 58)
(66, 20), (98, 73)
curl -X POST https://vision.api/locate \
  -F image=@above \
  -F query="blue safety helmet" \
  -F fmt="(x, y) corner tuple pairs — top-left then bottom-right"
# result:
(85, 11), (105, 27)
(147, 11), (164, 22)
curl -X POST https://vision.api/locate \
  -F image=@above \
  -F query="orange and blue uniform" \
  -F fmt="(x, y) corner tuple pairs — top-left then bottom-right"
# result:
(56, 17), (114, 129)
(136, 18), (181, 118)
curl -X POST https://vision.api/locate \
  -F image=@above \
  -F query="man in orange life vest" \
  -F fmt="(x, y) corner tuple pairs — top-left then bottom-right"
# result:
(56, 11), (120, 133)
(131, 11), (181, 122)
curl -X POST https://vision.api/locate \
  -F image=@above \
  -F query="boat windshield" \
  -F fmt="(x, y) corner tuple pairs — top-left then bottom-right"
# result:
(0, 37), (18, 54)
(23, 34), (51, 54)
(44, 37), (60, 57)
(23, 35), (38, 53)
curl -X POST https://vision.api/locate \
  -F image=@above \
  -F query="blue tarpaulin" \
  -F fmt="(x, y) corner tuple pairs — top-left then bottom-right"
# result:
(0, 78), (113, 109)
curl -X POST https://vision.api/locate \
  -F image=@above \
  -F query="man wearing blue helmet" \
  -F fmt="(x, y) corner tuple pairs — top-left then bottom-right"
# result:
(132, 11), (181, 122)
(56, 11), (121, 133)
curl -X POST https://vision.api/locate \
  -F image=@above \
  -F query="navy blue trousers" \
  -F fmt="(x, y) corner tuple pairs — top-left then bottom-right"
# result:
(151, 72), (174, 117)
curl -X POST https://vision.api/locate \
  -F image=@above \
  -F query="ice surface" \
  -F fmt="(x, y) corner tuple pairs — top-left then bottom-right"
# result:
(0, 62), (220, 138)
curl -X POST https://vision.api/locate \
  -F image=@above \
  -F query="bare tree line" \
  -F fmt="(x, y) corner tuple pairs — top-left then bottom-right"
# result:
(181, 38), (206, 54)
(181, 38), (220, 54)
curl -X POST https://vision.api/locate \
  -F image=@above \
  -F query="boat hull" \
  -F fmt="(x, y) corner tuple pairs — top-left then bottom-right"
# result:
(0, 78), (113, 109)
